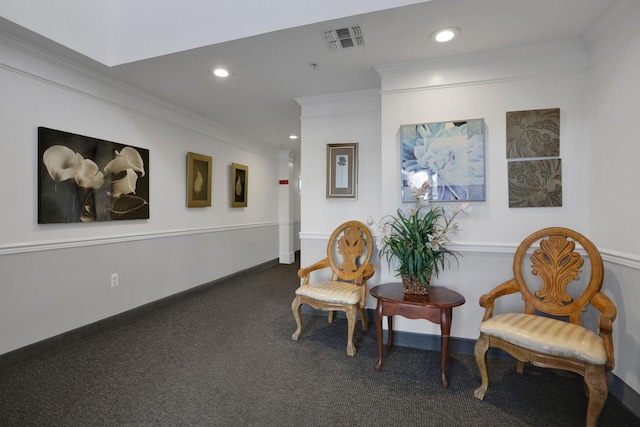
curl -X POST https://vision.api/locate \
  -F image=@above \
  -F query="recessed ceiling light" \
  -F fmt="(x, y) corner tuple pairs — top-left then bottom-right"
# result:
(431, 27), (460, 43)
(212, 68), (229, 78)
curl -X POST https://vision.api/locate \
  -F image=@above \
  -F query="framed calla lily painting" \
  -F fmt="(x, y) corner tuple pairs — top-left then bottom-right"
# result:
(38, 127), (150, 223)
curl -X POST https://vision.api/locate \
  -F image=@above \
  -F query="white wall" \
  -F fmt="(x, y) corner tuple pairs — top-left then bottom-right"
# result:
(0, 32), (282, 355)
(586, 1), (640, 256)
(278, 149), (301, 263)
(300, 41), (590, 331)
(297, 89), (382, 272)
(585, 1), (640, 395)
(298, 38), (640, 396)
(378, 41), (590, 333)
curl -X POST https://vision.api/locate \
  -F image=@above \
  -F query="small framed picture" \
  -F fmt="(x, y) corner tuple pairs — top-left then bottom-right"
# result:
(326, 143), (358, 199)
(231, 162), (248, 207)
(187, 152), (212, 207)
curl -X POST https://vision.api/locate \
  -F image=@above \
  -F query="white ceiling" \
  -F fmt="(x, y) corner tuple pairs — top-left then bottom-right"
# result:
(0, 0), (619, 154)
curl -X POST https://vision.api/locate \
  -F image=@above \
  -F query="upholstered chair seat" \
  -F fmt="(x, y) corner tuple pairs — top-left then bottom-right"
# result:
(295, 281), (363, 305)
(480, 313), (607, 365)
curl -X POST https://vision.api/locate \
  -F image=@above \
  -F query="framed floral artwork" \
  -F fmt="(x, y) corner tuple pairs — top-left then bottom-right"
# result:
(187, 152), (212, 207)
(38, 127), (149, 223)
(231, 162), (248, 207)
(400, 119), (486, 202)
(326, 142), (358, 199)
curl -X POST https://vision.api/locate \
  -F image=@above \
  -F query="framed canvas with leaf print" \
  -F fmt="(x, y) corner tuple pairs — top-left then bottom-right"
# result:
(187, 152), (212, 207)
(231, 162), (248, 207)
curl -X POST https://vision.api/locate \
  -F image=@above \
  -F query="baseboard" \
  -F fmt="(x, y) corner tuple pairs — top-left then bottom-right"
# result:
(0, 258), (279, 369)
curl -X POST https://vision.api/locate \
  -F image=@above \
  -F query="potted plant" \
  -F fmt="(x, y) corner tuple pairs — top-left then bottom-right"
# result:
(368, 182), (471, 294)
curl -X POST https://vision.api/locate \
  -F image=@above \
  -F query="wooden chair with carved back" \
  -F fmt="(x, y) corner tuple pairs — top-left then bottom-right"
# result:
(291, 220), (375, 356)
(473, 227), (616, 427)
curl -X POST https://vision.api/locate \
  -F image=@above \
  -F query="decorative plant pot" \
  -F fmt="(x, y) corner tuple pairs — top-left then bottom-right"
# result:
(401, 272), (430, 295)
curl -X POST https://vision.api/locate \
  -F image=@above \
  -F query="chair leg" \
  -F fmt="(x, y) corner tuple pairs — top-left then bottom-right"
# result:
(584, 366), (608, 427)
(328, 310), (334, 324)
(359, 306), (368, 331)
(345, 305), (357, 356)
(473, 334), (490, 400)
(516, 360), (525, 374)
(291, 297), (302, 341)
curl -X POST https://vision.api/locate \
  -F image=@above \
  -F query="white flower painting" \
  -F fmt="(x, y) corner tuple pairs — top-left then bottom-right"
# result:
(400, 119), (486, 202)
(38, 127), (150, 223)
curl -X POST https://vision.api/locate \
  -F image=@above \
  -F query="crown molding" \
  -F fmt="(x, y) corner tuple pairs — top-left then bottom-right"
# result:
(376, 39), (587, 94)
(0, 29), (278, 158)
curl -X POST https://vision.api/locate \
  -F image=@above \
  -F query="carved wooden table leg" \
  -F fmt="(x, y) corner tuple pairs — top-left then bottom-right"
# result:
(386, 315), (394, 350)
(375, 298), (384, 371)
(439, 307), (452, 388)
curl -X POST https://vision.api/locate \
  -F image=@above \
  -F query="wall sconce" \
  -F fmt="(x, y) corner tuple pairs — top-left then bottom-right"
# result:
(298, 178), (302, 191)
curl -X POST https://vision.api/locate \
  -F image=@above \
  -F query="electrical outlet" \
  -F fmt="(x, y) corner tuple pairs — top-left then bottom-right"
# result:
(111, 273), (119, 288)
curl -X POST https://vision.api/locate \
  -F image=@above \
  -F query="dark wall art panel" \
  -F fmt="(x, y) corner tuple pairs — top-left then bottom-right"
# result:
(38, 127), (150, 223)
(506, 108), (560, 158)
(507, 159), (562, 208)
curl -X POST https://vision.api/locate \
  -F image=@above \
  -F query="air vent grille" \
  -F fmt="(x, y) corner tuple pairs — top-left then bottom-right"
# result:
(323, 25), (366, 51)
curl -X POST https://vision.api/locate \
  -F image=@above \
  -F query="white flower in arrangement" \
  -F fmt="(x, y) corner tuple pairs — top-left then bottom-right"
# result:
(366, 216), (392, 250)
(452, 202), (472, 216)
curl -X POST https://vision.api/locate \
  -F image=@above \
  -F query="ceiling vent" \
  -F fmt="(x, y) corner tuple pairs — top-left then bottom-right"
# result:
(323, 25), (366, 51)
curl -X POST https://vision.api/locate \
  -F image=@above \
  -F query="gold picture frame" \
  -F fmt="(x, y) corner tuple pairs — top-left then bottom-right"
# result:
(186, 152), (212, 207)
(231, 162), (248, 207)
(326, 143), (358, 199)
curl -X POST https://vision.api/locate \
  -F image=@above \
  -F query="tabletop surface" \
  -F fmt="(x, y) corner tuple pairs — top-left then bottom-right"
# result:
(370, 283), (465, 308)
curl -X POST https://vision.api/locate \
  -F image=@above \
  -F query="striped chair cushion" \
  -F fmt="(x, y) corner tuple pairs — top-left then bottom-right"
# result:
(295, 281), (361, 305)
(480, 313), (607, 365)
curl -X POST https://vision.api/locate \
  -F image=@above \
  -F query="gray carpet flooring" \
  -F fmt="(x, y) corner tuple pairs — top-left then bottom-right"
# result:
(1, 257), (638, 426)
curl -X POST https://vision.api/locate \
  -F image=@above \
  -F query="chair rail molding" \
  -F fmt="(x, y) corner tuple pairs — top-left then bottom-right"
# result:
(300, 234), (640, 271)
(0, 222), (279, 256)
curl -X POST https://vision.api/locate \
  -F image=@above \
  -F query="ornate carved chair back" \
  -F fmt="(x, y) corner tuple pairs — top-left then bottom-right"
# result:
(327, 221), (374, 283)
(513, 227), (604, 324)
